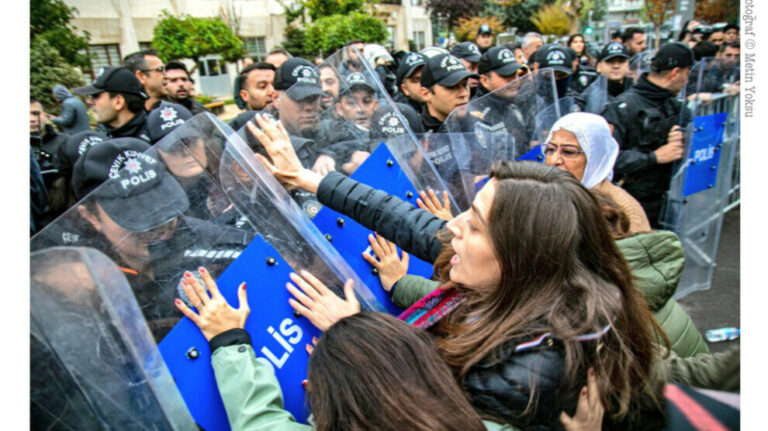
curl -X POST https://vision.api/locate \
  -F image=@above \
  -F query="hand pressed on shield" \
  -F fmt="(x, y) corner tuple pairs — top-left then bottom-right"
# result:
(248, 113), (323, 193)
(174, 267), (250, 341)
(312, 154), (336, 176)
(361, 232), (410, 292)
(416, 189), (453, 221)
(286, 270), (360, 331)
(341, 150), (370, 174)
(559, 368), (604, 431)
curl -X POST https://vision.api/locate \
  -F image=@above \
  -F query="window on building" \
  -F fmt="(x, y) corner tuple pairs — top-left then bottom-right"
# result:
(413, 31), (426, 51)
(81, 44), (121, 84)
(198, 57), (228, 77)
(138, 42), (153, 51)
(243, 37), (267, 62)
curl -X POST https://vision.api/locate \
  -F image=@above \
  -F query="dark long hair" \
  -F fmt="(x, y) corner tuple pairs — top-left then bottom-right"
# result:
(307, 312), (486, 431)
(433, 161), (664, 420)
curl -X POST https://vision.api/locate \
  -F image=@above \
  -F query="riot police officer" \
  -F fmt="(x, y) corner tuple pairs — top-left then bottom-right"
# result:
(601, 43), (695, 227)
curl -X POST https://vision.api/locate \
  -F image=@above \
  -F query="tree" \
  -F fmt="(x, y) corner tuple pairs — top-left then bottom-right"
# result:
(30, 0), (90, 68)
(30, 38), (85, 114)
(454, 16), (505, 42)
(694, 0), (739, 24)
(304, 12), (388, 57)
(301, 0), (366, 21)
(485, 0), (557, 35)
(152, 11), (245, 72)
(531, 1), (571, 36)
(425, 0), (484, 33)
(644, 0), (676, 49)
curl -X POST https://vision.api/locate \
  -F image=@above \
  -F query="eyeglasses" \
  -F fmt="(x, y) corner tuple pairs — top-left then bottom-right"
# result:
(142, 65), (165, 74)
(542, 142), (584, 159)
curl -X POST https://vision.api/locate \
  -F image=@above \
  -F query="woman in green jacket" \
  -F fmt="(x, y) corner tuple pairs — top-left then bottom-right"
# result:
(174, 268), (604, 431)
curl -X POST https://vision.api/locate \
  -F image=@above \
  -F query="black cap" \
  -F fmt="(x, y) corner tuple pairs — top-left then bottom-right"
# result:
(478, 24), (492, 35)
(73, 138), (190, 231)
(340, 72), (376, 96)
(396, 52), (427, 85)
(478, 46), (525, 76)
(421, 54), (479, 87)
(147, 103), (193, 144)
(274, 58), (324, 101)
(651, 42), (695, 72)
(450, 42), (482, 63)
(58, 131), (108, 177)
(599, 42), (631, 61)
(73, 67), (148, 99)
(538, 45), (574, 75)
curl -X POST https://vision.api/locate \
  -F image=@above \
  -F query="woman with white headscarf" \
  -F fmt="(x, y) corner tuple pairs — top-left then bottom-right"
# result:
(543, 112), (651, 233)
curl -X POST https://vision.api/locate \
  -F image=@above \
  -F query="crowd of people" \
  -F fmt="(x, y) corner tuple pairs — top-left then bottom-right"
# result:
(30, 19), (741, 430)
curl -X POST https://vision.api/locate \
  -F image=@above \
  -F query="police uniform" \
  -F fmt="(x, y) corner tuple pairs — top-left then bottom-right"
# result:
(601, 44), (696, 226)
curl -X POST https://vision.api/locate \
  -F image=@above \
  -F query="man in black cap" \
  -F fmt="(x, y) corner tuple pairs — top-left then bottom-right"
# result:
(451, 42), (482, 97)
(475, 24), (494, 54)
(273, 58), (325, 141)
(74, 66), (151, 142)
(534, 45), (575, 99)
(471, 46), (534, 157)
(601, 42), (694, 227)
(164, 61), (210, 115)
(315, 72), (380, 175)
(475, 46), (528, 99)
(71, 137), (252, 340)
(393, 52), (427, 113)
(418, 53), (478, 132)
(595, 42), (633, 100)
(723, 24), (739, 44)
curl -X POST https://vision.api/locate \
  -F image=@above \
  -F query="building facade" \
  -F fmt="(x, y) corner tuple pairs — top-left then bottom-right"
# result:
(64, 0), (432, 97)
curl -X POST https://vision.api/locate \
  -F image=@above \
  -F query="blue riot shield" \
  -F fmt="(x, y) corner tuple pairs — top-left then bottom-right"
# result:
(236, 48), (453, 312)
(660, 57), (740, 299)
(30, 113), (387, 429)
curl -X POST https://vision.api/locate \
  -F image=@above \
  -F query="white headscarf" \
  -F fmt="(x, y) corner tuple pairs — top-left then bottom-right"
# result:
(544, 112), (619, 189)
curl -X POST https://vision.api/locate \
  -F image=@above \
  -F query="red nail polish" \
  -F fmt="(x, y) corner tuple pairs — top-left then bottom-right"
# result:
(175, 299), (181, 305)
(242, 282), (246, 290)
(199, 267), (207, 274)
(184, 271), (192, 278)
(181, 279), (187, 286)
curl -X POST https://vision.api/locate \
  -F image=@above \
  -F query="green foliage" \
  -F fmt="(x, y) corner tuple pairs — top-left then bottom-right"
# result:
(301, 0), (366, 21)
(152, 11), (245, 64)
(485, 0), (557, 34)
(304, 12), (388, 57)
(531, 0), (571, 36)
(30, 38), (85, 114)
(30, 0), (90, 67)
(279, 25), (311, 57)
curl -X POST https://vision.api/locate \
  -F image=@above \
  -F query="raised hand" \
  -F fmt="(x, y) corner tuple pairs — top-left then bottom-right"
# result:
(286, 270), (360, 331)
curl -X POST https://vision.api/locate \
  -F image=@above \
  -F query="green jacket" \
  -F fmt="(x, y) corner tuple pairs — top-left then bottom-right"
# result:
(212, 344), (517, 430)
(616, 231), (710, 357)
(393, 231), (709, 358)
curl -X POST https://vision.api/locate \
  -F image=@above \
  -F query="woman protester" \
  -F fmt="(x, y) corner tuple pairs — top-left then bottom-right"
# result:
(568, 34), (596, 67)
(543, 112), (652, 233)
(247, 113), (665, 429)
(174, 268), (603, 431)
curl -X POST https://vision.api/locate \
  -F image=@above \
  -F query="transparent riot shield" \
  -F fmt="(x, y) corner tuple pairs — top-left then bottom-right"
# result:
(582, 75), (609, 114)
(629, 50), (654, 83)
(431, 69), (560, 209)
(660, 57), (740, 299)
(30, 247), (196, 430)
(31, 112), (387, 429)
(234, 47), (453, 314)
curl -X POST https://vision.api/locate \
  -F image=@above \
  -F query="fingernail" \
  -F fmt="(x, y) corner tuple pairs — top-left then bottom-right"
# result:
(181, 279), (188, 286)
(241, 282), (246, 290)
(174, 299), (182, 306)
(301, 379), (308, 389)
(588, 368), (594, 377)
(184, 271), (192, 278)
(199, 267), (207, 274)
(581, 387), (587, 396)
(313, 336), (318, 343)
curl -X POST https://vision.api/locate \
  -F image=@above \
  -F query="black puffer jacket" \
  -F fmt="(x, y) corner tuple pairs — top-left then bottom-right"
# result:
(316, 172), (572, 427)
